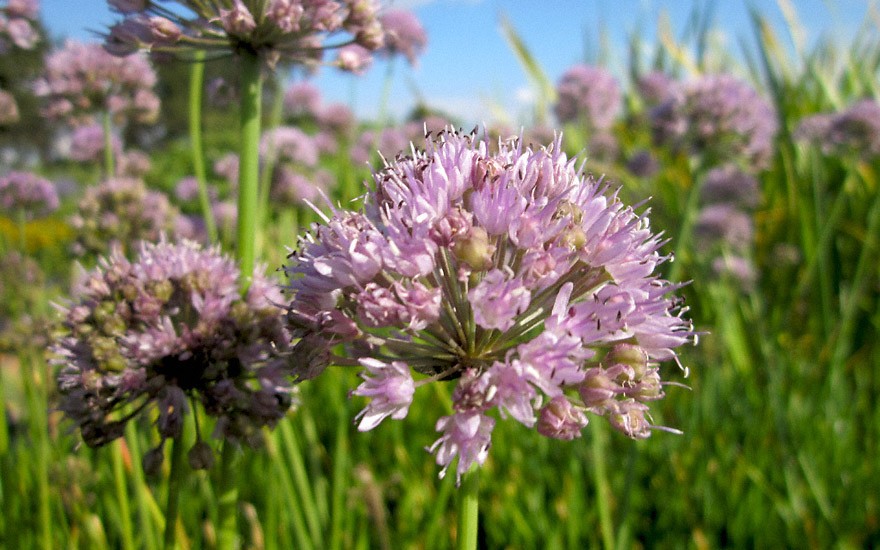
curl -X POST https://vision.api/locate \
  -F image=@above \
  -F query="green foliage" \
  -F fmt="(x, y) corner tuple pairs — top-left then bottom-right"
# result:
(2, 3), (880, 548)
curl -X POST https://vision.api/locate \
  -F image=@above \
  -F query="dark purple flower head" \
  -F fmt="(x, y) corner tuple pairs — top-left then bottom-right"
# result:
(554, 64), (621, 130)
(650, 74), (777, 168)
(796, 99), (880, 159)
(284, 129), (695, 483)
(102, 0), (386, 69)
(52, 239), (295, 464)
(69, 177), (181, 257)
(35, 40), (159, 127)
(0, 170), (59, 217)
(376, 9), (427, 66)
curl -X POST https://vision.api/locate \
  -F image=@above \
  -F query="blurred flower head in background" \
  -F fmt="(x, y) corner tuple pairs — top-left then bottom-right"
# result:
(554, 64), (621, 131)
(650, 74), (777, 168)
(0, 170), (58, 217)
(34, 40), (160, 127)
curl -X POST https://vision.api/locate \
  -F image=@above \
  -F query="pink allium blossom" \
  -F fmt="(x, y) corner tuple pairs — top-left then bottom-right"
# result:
(283, 81), (322, 117)
(103, 0), (386, 69)
(69, 177), (180, 256)
(0, 89), (19, 125)
(51, 239), (295, 468)
(351, 358), (415, 431)
(284, 130), (695, 483)
(554, 64), (621, 130)
(795, 99), (880, 159)
(650, 74), (778, 168)
(35, 40), (159, 127)
(0, 0), (40, 52)
(0, 170), (58, 216)
(377, 9), (427, 66)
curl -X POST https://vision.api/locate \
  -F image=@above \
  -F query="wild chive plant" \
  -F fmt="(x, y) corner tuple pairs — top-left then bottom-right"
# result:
(284, 129), (696, 546)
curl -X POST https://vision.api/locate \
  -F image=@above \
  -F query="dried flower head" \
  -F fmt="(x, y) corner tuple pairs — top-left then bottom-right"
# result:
(69, 177), (180, 257)
(554, 64), (621, 131)
(284, 130), (695, 482)
(650, 74), (777, 168)
(34, 40), (159, 127)
(104, 0), (386, 69)
(0, 170), (59, 217)
(51, 239), (295, 467)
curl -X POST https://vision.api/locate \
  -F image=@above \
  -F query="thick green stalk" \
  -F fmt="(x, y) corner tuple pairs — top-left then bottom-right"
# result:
(163, 438), (186, 550)
(456, 469), (479, 550)
(216, 443), (239, 550)
(189, 49), (218, 244)
(236, 51), (263, 286)
(103, 109), (115, 178)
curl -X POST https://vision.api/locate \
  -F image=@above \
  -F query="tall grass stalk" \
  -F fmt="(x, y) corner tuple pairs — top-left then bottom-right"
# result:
(111, 440), (136, 550)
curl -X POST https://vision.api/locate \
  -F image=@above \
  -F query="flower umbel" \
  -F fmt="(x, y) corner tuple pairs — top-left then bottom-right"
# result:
(284, 130), (695, 483)
(51, 239), (295, 469)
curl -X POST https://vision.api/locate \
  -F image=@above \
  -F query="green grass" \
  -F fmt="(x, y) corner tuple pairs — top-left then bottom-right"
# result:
(1, 2), (879, 548)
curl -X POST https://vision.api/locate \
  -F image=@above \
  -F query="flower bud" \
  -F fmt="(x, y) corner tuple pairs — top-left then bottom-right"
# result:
(187, 440), (215, 470)
(452, 226), (495, 271)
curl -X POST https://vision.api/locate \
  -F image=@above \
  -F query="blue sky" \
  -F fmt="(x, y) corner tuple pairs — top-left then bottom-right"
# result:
(41, 0), (871, 124)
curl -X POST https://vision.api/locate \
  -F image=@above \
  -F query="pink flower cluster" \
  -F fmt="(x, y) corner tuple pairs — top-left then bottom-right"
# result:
(105, 0), (388, 70)
(52, 239), (295, 470)
(0, 0), (40, 52)
(34, 40), (160, 127)
(284, 130), (695, 482)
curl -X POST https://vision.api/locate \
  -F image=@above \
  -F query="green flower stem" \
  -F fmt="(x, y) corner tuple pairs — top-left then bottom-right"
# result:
(216, 443), (239, 550)
(189, 49), (218, 244)
(591, 422), (616, 550)
(103, 109), (115, 178)
(112, 440), (136, 550)
(163, 437), (186, 550)
(456, 469), (479, 550)
(236, 50), (263, 289)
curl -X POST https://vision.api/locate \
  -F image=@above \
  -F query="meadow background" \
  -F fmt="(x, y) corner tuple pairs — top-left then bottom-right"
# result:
(1, 0), (879, 548)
